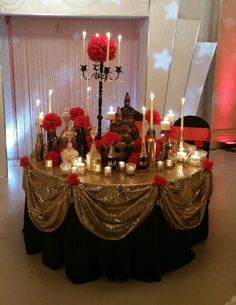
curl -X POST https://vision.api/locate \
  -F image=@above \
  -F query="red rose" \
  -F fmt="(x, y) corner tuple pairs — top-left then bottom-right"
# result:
(66, 174), (80, 185)
(146, 110), (161, 125)
(87, 34), (117, 62)
(202, 159), (214, 171)
(19, 156), (29, 167)
(44, 150), (61, 166)
(69, 107), (85, 121)
(152, 175), (167, 187)
(101, 131), (121, 145)
(127, 152), (140, 165)
(74, 115), (91, 128)
(42, 113), (62, 131)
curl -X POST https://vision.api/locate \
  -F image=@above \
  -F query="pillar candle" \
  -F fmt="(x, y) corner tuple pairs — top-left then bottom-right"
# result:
(48, 89), (53, 113)
(82, 31), (87, 65)
(150, 93), (154, 130)
(106, 32), (111, 66)
(180, 97), (185, 139)
(142, 106), (146, 143)
(117, 34), (122, 66)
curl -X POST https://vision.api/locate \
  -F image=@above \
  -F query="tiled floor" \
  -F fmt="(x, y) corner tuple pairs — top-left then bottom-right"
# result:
(0, 148), (236, 305)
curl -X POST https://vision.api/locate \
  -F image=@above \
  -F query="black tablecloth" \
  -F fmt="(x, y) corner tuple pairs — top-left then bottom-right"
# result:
(23, 199), (209, 284)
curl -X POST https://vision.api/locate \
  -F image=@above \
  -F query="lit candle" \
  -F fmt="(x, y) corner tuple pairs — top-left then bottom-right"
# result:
(107, 106), (116, 121)
(160, 117), (171, 131)
(118, 161), (125, 172)
(117, 34), (122, 66)
(82, 31), (87, 65)
(166, 109), (175, 124)
(125, 163), (136, 175)
(106, 32), (111, 66)
(104, 166), (112, 177)
(95, 33), (99, 37)
(180, 97), (185, 141)
(177, 150), (187, 162)
(48, 89), (53, 113)
(38, 112), (44, 127)
(157, 160), (164, 172)
(150, 93), (154, 131)
(190, 151), (201, 166)
(142, 106), (146, 143)
(87, 86), (91, 117)
(166, 158), (173, 169)
(45, 160), (53, 169)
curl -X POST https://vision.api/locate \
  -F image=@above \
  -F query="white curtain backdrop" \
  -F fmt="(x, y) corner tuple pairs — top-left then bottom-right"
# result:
(6, 16), (141, 158)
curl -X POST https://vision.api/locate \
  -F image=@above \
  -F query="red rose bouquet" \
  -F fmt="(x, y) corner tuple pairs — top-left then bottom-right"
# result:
(42, 113), (62, 131)
(87, 34), (117, 62)
(69, 107), (85, 121)
(152, 175), (167, 187)
(101, 131), (121, 145)
(19, 156), (29, 167)
(202, 159), (214, 171)
(146, 110), (161, 125)
(74, 115), (91, 129)
(66, 174), (80, 185)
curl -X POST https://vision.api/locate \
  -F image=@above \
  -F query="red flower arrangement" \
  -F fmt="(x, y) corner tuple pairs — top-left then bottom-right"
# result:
(127, 152), (140, 166)
(195, 141), (204, 148)
(19, 156), (29, 167)
(66, 174), (80, 185)
(202, 159), (214, 171)
(74, 115), (91, 128)
(151, 175), (167, 187)
(44, 151), (61, 166)
(146, 110), (161, 125)
(87, 34), (117, 62)
(101, 131), (121, 145)
(42, 113), (62, 132)
(69, 107), (85, 121)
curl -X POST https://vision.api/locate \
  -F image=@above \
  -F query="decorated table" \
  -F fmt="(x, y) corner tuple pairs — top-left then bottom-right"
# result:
(22, 154), (212, 284)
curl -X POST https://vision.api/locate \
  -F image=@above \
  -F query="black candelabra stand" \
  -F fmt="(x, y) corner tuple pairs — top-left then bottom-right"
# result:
(80, 62), (122, 139)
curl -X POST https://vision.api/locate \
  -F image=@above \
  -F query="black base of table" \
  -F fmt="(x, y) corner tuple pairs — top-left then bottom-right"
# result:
(23, 200), (208, 284)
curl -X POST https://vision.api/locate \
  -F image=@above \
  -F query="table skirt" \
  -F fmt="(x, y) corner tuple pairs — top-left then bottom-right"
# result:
(23, 199), (209, 284)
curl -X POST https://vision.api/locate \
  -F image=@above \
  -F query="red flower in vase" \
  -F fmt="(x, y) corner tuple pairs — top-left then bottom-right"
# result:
(42, 113), (62, 132)
(152, 175), (167, 187)
(127, 152), (140, 166)
(66, 174), (80, 185)
(69, 107), (85, 121)
(74, 115), (91, 129)
(87, 34), (117, 62)
(19, 156), (29, 167)
(101, 131), (121, 145)
(202, 159), (214, 171)
(44, 150), (61, 166)
(145, 110), (161, 125)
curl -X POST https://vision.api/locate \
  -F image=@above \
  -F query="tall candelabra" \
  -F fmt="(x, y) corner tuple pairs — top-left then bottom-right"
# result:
(80, 62), (122, 139)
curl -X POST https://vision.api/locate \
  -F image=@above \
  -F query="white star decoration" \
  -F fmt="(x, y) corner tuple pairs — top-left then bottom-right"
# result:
(153, 49), (172, 71)
(164, 0), (179, 20)
(101, 0), (121, 5)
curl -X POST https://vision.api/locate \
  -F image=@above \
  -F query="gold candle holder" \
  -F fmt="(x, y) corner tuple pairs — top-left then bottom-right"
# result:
(147, 131), (156, 168)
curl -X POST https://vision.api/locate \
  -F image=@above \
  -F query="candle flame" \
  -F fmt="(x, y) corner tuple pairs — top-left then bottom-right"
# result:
(49, 89), (53, 95)
(142, 106), (146, 114)
(150, 93), (155, 101)
(118, 34), (122, 41)
(109, 106), (113, 112)
(36, 99), (40, 106)
(106, 32), (111, 39)
(95, 33), (99, 37)
(168, 109), (172, 114)
(39, 112), (44, 119)
(181, 97), (185, 105)
(87, 86), (91, 92)
(82, 31), (86, 38)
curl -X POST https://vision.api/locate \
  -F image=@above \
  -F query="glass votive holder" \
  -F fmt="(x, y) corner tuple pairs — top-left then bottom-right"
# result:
(156, 160), (164, 172)
(94, 164), (101, 173)
(165, 159), (173, 169)
(77, 162), (86, 174)
(45, 160), (53, 169)
(104, 166), (112, 177)
(177, 151), (187, 162)
(125, 162), (136, 175)
(118, 161), (125, 172)
(71, 166), (78, 174)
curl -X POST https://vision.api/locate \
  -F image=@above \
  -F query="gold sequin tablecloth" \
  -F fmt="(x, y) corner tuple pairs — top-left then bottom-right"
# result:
(23, 158), (213, 241)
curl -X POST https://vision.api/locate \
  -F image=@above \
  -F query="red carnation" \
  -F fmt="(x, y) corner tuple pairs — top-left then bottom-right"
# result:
(127, 152), (140, 166)
(74, 115), (91, 128)
(152, 175), (167, 187)
(19, 156), (29, 167)
(202, 159), (214, 171)
(195, 141), (204, 148)
(66, 173), (80, 185)
(146, 110), (161, 125)
(42, 113), (62, 132)
(69, 107), (85, 121)
(87, 34), (117, 62)
(44, 150), (61, 166)
(101, 131), (121, 145)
